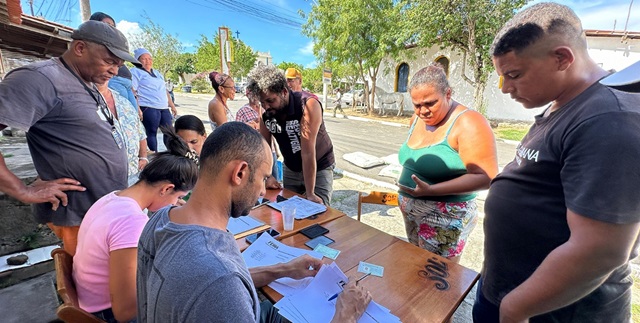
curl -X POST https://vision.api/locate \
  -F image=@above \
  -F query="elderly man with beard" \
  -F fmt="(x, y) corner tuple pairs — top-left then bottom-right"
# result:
(247, 65), (335, 206)
(136, 122), (370, 323)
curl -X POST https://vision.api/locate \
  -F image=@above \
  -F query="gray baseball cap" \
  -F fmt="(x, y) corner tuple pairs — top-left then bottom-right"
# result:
(600, 60), (640, 92)
(71, 20), (139, 64)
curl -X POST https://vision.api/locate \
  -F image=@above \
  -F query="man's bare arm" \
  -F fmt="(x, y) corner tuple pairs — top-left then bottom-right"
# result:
(500, 209), (640, 322)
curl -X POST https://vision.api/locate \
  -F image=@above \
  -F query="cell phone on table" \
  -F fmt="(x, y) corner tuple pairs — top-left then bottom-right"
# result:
(245, 229), (281, 244)
(305, 235), (335, 249)
(299, 224), (329, 239)
(252, 197), (269, 209)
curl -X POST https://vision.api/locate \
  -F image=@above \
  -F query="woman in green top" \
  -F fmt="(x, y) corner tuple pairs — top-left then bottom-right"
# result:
(398, 64), (498, 262)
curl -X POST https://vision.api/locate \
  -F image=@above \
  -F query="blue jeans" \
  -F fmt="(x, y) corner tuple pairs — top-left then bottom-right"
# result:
(92, 308), (136, 323)
(260, 300), (283, 323)
(472, 278), (500, 322)
(283, 163), (334, 206)
(141, 107), (172, 152)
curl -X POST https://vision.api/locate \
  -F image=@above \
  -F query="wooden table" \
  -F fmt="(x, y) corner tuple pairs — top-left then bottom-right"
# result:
(261, 216), (480, 323)
(235, 188), (346, 251)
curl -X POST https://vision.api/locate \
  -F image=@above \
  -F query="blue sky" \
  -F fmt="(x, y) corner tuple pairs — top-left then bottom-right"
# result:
(20, 0), (640, 68)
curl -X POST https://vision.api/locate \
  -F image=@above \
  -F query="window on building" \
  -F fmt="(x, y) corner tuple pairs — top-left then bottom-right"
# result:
(435, 56), (450, 77)
(396, 63), (409, 92)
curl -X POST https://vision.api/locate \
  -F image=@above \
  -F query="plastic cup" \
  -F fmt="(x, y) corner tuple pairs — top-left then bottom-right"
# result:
(282, 206), (296, 231)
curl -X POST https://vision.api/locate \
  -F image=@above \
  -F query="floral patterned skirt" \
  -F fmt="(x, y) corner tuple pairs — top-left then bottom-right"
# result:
(399, 196), (477, 258)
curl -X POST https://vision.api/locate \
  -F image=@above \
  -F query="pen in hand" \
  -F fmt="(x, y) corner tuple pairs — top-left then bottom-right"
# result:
(327, 273), (371, 301)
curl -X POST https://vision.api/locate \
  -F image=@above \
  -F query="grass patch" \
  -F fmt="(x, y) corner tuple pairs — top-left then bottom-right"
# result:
(631, 273), (640, 322)
(493, 124), (530, 142)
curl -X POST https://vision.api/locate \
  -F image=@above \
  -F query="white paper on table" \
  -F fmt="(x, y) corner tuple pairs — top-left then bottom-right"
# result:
(242, 233), (322, 267)
(275, 263), (347, 323)
(267, 196), (327, 219)
(241, 233), (323, 296)
(226, 216), (266, 235)
(274, 262), (402, 323)
(269, 277), (313, 297)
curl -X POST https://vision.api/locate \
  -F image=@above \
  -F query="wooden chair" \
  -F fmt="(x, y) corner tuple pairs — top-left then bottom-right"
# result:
(51, 248), (105, 323)
(357, 191), (399, 221)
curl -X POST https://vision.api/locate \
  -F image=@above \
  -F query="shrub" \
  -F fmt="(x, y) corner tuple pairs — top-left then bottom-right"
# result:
(191, 72), (212, 93)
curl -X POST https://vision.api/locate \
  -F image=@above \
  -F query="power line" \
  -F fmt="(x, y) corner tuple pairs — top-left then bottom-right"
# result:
(35, 0), (45, 16)
(185, 0), (305, 29)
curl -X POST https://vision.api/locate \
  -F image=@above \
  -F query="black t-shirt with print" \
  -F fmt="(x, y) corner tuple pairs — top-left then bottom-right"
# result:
(483, 82), (640, 322)
(262, 91), (334, 172)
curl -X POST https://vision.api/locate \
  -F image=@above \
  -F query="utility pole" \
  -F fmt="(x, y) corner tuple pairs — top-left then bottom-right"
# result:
(28, 0), (34, 16)
(79, 0), (91, 22)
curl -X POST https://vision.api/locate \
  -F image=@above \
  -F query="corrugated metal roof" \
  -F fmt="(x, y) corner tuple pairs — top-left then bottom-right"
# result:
(0, 1), (72, 58)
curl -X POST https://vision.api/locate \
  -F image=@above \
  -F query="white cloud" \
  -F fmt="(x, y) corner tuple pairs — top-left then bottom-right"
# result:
(117, 20), (143, 39)
(299, 41), (315, 56)
(304, 60), (318, 69)
(182, 42), (195, 48)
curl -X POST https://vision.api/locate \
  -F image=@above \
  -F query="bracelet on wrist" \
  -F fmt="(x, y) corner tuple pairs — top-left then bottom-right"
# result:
(138, 157), (148, 162)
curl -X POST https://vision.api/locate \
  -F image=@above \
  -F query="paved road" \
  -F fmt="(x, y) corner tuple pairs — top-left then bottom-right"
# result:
(173, 92), (519, 185)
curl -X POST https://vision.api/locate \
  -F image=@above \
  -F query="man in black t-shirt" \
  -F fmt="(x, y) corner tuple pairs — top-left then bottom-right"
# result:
(247, 65), (335, 206)
(475, 3), (640, 322)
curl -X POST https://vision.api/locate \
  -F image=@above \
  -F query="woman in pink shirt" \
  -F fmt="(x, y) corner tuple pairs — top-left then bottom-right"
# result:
(73, 128), (199, 322)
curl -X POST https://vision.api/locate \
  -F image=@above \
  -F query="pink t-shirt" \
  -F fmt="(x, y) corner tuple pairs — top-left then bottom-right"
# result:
(73, 191), (148, 313)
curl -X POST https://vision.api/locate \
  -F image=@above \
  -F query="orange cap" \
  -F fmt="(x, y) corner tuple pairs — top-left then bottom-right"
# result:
(285, 67), (302, 79)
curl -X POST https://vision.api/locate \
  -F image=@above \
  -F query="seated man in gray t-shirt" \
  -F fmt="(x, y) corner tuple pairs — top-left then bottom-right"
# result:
(137, 122), (371, 322)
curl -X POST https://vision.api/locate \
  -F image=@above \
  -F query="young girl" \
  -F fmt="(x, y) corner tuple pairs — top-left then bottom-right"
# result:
(175, 115), (207, 156)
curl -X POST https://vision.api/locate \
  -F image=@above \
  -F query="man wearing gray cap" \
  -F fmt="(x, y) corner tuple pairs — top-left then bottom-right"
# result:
(0, 20), (139, 256)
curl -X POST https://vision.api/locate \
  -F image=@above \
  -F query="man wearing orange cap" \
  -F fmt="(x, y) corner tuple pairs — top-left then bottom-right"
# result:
(285, 67), (303, 92)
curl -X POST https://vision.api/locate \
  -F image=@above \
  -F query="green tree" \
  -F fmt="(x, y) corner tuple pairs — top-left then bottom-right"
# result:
(230, 37), (258, 78)
(191, 72), (212, 93)
(303, 0), (406, 114)
(277, 62), (304, 72)
(128, 16), (183, 76)
(194, 35), (220, 73)
(302, 66), (324, 93)
(173, 52), (196, 83)
(331, 63), (362, 107)
(194, 33), (257, 78)
(403, 0), (528, 112)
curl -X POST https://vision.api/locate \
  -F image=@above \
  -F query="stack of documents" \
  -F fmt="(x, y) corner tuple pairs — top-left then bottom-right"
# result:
(227, 216), (269, 239)
(275, 262), (401, 323)
(242, 233), (323, 297)
(267, 195), (327, 219)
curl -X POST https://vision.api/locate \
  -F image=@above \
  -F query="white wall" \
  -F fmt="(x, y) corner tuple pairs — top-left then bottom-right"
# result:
(375, 35), (640, 122)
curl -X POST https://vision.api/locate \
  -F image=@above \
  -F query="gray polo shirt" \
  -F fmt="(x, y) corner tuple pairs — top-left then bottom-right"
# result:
(0, 58), (127, 226)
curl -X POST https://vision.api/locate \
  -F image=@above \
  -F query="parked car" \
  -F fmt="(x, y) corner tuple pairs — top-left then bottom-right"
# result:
(343, 90), (364, 106)
(181, 85), (192, 93)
